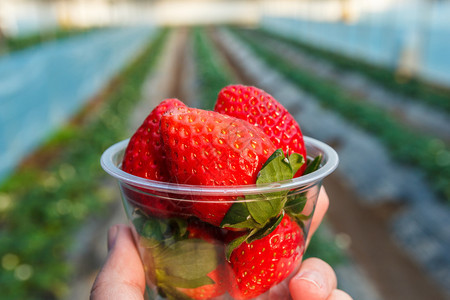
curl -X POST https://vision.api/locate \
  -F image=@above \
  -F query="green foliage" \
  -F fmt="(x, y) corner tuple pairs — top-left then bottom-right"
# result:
(192, 27), (234, 110)
(230, 28), (450, 201)
(304, 225), (347, 266)
(0, 28), (170, 299)
(255, 28), (450, 114)
(2, 27), (97, 54)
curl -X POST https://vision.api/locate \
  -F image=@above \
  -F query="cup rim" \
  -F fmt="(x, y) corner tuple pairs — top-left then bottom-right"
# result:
(100, 136), (338, 196)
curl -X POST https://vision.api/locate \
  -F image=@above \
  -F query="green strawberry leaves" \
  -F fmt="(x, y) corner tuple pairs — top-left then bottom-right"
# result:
(153, 238), (222, 300)
(220, 201), (258, 229)
(155, 238), (221, 294)
(157, 239), (220, 279)
(257, 149), (298, 184)
(285, 194), (307, 215)
(222, 150), (324, 260)
(222, 149), (307, 260)
(221, 150), (305, 228)
(133, 210), (188, 247)
(304, 154), (323, 175)
(133, 210), (222, 299)
(246, 211), (284, 244)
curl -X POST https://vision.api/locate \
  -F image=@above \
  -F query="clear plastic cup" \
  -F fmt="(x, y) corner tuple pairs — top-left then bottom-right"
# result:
(101, 136), (338, 300)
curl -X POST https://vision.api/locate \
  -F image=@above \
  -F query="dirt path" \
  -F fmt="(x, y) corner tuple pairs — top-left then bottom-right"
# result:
(208, 27), (448, 300)
(324, 176), (447, 300)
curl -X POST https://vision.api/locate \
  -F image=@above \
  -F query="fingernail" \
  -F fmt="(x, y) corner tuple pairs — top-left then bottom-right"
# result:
(295, 270), (324, 289)
(107, 225), (119, 251)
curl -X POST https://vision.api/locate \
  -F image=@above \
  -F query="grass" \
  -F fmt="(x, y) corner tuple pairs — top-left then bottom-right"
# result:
(0, 28), (170, 300)
(229, 27), (450, 202)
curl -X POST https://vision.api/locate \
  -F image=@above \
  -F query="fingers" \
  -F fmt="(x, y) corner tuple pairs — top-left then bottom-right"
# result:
(308, 187), (330, 242)
(327, 289), (353, 300)
(289, 258), (337, 300)
(90, 225), (146, 300)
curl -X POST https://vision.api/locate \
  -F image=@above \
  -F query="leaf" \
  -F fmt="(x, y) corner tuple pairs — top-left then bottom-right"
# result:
(285, 194), (307, 215)
(225, 212), (285, 261)
(221, 201), (252, 228)
(225, 234), (247, 261)
(289, 208), (315, 229)
(242, 149), (295, 226)
(257, 149), (293, 184)
(222, 149), (312, 249)
(246, 196), (284, 225)
(246, 212), (284, 244)
(157, 239), (220, 280)
(289, 152), (305, 175)
(304, 154), (323, 175)
(133, 211), (188, 244)
(168, 218), (188, 239)
(260, 148), (283, 170)
(222, 218), (260, 230)
(133, 215), (166, 241)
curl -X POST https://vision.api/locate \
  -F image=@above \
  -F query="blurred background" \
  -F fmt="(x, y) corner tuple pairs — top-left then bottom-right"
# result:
(0, 0), (449, 299)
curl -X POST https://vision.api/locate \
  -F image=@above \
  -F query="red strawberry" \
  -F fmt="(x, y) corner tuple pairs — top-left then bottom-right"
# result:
(215, 85), (307, 176)
(228, 214), (305, 300)
(122, 98), (186, 181)
(160, 107), (276, 226)
(179, 261), (229, 300)
(121, 99), (186, 217)
(147, 219), (229, 300)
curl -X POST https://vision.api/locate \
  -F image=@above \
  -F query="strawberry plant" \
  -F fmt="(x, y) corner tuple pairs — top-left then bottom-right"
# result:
(0, 28), (170, 299)
(2, 27), (96, 54)
(192, 27), (234, 110)
(253, 27), (450, 114)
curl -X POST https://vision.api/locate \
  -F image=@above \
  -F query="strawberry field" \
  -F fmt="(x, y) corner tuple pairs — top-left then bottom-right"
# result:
(229, 27), (449, 201)
(0, 27), (95, 54)
(0, 28), (170, 299)
(1, 23), (449, 300)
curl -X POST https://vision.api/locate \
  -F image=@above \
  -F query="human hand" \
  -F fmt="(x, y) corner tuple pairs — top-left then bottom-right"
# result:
(90, 188), (352, 300)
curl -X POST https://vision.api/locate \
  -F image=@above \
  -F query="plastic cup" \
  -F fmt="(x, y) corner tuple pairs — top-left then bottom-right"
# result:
(101, 136), (338, 300)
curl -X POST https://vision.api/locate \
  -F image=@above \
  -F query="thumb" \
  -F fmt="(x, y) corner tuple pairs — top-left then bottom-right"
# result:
(90, 225), (146, 300)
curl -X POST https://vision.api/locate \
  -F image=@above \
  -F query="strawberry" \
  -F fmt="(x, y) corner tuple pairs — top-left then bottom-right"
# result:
(122, 98), (186, 181)
(227, 214), (305, 300)
(215, 84), (307, 176)
(179, 261), (229, 300)
(175, 221), (229, 299)
(160, 107), (276, 226)
(139, 218), (228, 300)
(121, 99), (186, 217)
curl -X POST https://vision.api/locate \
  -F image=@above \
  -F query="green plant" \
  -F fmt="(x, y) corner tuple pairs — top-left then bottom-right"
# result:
(253, 27), (450, 114)
(2, 27), (97, 54)
(192, 27), (234, 110)
(230, 28), (450, 201)
(0, 28), (170, 299)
